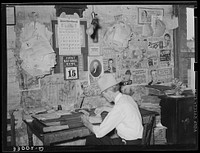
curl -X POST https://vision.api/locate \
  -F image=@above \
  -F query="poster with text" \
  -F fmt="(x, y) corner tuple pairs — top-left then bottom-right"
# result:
(160, 49), (171, 62)
(132, 69), (148, 85)
(157, 67), (173, 83)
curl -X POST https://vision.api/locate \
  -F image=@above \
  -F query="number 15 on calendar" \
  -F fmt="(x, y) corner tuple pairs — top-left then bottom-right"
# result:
(65, 67), (78, 80)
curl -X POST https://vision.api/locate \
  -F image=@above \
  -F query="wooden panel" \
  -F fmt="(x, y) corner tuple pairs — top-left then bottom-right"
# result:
(51, 20), (88, 73)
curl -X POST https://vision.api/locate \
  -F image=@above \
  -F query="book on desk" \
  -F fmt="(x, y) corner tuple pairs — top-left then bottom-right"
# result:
(32, 112), (84, 133)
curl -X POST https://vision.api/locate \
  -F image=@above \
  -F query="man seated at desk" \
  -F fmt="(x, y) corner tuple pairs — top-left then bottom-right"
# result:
(81, 74), (143, 145)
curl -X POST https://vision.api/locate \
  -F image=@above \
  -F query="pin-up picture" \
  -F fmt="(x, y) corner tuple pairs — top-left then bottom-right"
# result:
(138, 7), (164, 24)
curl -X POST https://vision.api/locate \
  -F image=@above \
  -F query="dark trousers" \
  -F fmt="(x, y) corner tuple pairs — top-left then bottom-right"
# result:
(85, 134), (142, 145)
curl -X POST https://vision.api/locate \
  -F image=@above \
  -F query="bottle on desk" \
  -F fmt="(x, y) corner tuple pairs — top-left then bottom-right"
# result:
(58, 105), (62, 110)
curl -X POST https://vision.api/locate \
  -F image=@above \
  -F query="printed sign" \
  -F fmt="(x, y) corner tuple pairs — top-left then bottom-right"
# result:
(63, 56), (79, 80)
(157, 67), (173, 83)
(160, 49), (171, 61)
(148, 40), (163, 50)
(132, 69), (148, 85)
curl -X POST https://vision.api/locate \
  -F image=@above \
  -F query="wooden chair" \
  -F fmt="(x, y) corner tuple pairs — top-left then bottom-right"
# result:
(7, 109), (17, 146)
(141, 115), (156, 145)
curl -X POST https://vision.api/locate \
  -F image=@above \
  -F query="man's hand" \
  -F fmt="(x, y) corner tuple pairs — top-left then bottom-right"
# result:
(94, 106), (113, 115)
(81, 114), (89, 126)
(81, 114), (95, 133)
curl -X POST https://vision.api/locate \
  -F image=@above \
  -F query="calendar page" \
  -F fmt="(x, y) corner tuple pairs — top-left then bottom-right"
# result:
(58, 17), (81, 55)
(63, 56), (79, 80)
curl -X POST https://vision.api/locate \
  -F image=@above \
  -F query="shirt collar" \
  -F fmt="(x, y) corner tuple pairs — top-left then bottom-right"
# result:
(114, 92), (122, 104)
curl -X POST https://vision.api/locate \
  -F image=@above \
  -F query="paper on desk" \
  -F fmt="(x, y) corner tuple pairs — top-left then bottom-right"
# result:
(167, 95), (185, 98)
(32, 112), (61, 121)
(55, 110), (72, 116)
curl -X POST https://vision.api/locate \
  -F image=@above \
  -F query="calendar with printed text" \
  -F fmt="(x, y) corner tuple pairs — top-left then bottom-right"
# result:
(58, 17), (81, 55)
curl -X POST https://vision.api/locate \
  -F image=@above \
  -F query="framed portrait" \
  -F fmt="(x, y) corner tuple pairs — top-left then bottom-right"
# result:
(6, 6), (16, 25)
(89, 59), (102, 78)
(138, 7), (164, 24)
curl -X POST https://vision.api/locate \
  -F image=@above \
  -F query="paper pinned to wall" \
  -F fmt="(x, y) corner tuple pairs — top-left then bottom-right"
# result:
(163, 15), (178, 30)
(57, 17), (81, 55)
(132, 69), (148, 85)
(20, 21), (56, 78)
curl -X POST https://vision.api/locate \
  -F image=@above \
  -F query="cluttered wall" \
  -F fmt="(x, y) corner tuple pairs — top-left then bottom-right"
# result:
(6, 4), (181, 145)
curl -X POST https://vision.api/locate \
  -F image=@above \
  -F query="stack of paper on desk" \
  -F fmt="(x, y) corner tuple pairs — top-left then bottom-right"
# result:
(32, 112), (84, 133)
(32, 112), (61, 121)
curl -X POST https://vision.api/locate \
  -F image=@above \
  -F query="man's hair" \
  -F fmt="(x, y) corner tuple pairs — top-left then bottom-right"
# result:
(125, 70), (131, 75)
(164, 33), (170, 38)
(150, 69), (157, 75)
(108, 58), (113, 62)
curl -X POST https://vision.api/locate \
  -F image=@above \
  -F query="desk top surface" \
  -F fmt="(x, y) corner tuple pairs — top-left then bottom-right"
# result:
(24, 108), (158, 134)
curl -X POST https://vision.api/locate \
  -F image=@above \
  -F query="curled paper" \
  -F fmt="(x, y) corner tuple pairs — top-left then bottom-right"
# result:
(153, 19), (166, 37)
(142, 24), (153, 37)
(20, 21), (56, 77)
(104, 21), (132, 52)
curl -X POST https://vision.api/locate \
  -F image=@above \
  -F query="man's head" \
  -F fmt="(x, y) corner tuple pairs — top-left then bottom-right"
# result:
(142, 10), (148, 17)
(93, 61), (99, 69)
(150, 70), (157, 81)
(124, 70), (131, 81)
(164, 33), (171, 45)
(108, 58), (114, 68)
(98, 74), (120, 102)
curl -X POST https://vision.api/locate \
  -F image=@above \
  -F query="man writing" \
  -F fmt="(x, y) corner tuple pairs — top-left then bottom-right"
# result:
(81, 74), (143, 145)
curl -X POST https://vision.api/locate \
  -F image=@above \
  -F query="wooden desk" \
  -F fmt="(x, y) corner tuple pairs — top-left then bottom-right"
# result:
(24, 108), (158, 146)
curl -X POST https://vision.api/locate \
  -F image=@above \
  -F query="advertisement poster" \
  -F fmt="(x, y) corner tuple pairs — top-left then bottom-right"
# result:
(89, 46), (100, 56)
(138, 7), (164, 24)
(147, 40), (163, 50)
(63, 56), (79, 80)
(132, 69), (148, 85)
(157, 67), (173, 83)
(160, 49), (171, 61)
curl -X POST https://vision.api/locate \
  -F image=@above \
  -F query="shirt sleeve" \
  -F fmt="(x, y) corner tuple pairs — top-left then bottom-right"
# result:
(92, 106), (125, 138)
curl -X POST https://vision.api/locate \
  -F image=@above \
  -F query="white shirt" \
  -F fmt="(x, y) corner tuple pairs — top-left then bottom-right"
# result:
(93, 93), (143, 140)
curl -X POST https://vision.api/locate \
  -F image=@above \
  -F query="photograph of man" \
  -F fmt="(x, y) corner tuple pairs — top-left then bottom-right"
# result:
(81, 74), (143, 145)
(163, 33), (172, 49)
(148, 69), (162, 85)
(90, 60), (102, 78)
(104, 58), (116, 73)
(122, 70), (132, 85)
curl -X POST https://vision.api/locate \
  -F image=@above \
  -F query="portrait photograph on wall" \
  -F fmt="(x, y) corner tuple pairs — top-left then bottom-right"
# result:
(88, 56), (104, 85)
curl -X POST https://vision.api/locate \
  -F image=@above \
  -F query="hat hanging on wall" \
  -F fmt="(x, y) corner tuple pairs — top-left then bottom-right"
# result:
(86, 5), (101, 43)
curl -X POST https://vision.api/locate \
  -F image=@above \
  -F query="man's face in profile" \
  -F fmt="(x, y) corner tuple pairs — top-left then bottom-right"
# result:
(93, 61), (98, 69)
